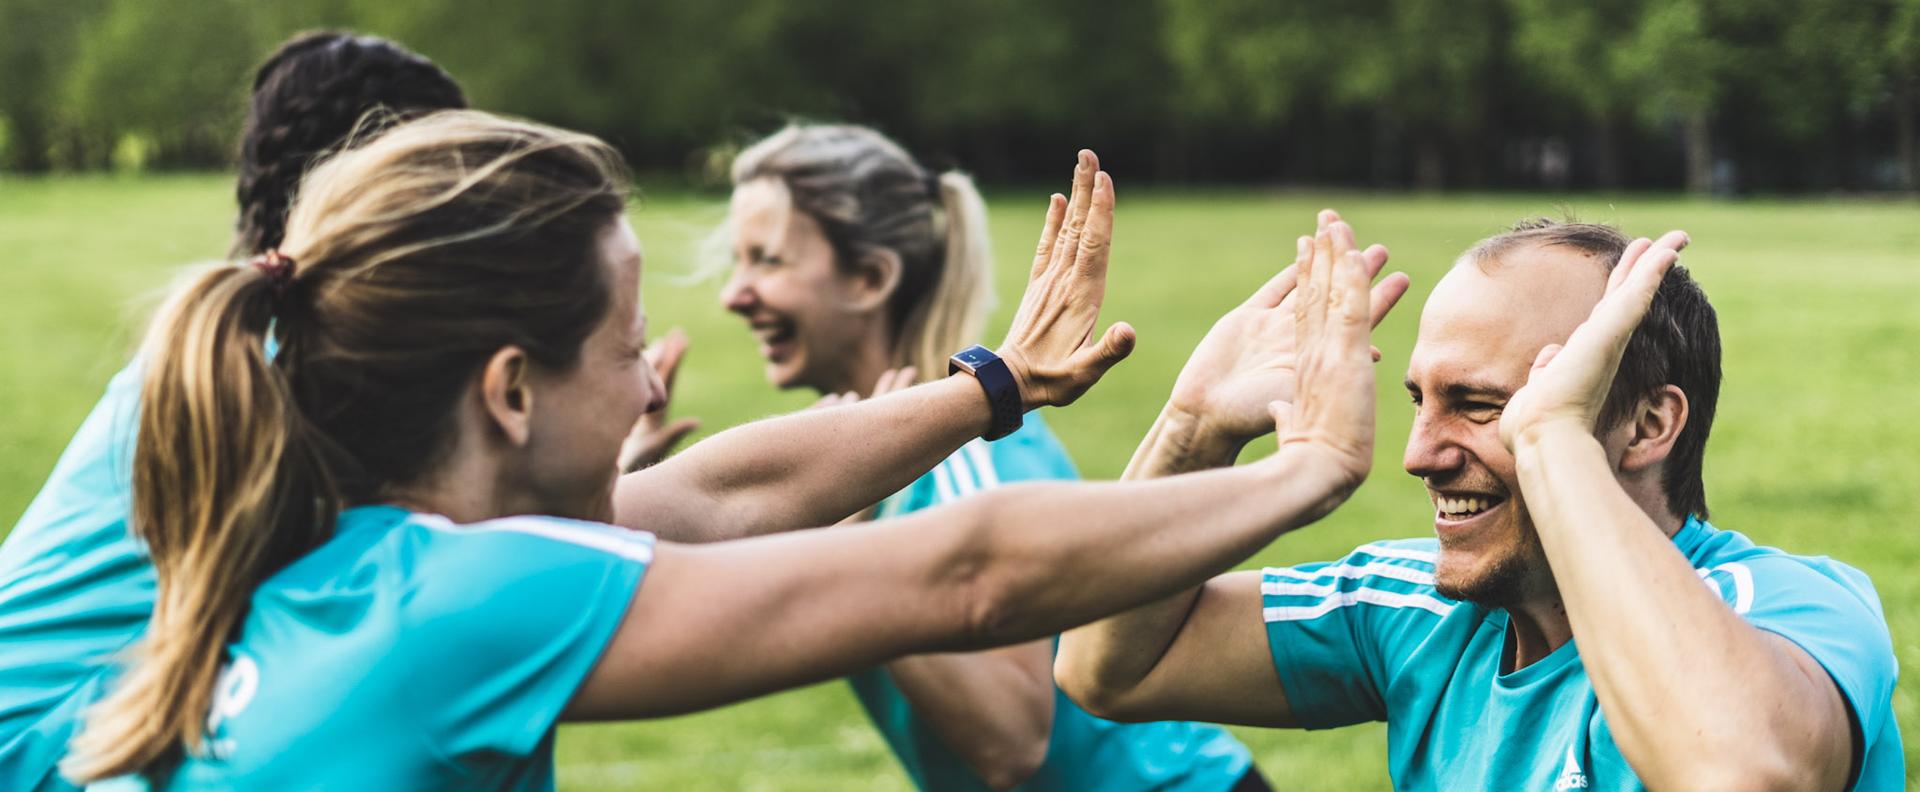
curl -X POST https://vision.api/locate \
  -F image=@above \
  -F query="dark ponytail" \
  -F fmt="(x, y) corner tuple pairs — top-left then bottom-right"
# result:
(232, 31), (466, 256)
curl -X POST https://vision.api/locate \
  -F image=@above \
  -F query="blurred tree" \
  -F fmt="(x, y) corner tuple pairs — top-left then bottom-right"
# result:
(0, 0), (111, 171)
(1507, 0), (1643, 188)
(1892, 0), (1920, 189)
(56, 0), (270, 169)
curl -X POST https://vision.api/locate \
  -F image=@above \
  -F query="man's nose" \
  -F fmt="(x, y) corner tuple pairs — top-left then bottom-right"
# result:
(1403, 412), (1464, 480)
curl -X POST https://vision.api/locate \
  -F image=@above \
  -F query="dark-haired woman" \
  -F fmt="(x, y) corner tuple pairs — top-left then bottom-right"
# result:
(60, 110), (1384, 790)
(0, 31), (463, 790)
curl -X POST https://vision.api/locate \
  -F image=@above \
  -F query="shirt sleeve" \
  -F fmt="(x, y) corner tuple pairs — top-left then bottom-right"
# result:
(1697, 554), (1897, 775)
(397, 515), (654, 760)
(1261, 541), (1455, 729)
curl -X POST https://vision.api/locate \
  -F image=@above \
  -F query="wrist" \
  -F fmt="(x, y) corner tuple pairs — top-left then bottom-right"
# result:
(1156, 406), (1247, 467)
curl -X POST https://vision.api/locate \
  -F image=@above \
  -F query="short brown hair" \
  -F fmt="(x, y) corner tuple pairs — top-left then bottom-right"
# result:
(1467, 218), (1722, 521)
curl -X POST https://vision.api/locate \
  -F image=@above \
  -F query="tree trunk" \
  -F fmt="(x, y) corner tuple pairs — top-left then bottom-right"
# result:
(1683, 110), (1712, 194)
(1414, 135), (1444, 191)
(1594, 113), (1623, 190)
(1897, 77), (1916, 193)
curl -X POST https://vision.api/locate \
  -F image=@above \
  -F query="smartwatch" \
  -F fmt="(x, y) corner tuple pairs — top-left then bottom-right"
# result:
(949, 344), (1023, 441)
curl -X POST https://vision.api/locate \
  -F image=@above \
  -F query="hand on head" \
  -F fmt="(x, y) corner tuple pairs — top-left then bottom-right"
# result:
(1165, 208), (1409, 449)
(996, 150), (1135, 411)
(1498, 230), (1690, 451)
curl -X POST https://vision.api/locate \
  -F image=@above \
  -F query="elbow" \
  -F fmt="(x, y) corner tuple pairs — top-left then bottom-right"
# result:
(1052, 654), (1147, 723)
(977, 736), (1050, 792)
(1655, 747), (1815, 792)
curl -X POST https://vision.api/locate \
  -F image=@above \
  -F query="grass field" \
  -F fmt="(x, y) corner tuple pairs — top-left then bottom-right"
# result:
(2, 174), (1916, 790)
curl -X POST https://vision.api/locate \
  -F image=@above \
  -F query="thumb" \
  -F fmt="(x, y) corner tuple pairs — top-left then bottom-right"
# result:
(1268, 399), (1294, 437)
(1530, 343), (1563, 375)
(663, 417), (700, 445)
(1077, 321), (1136, 373)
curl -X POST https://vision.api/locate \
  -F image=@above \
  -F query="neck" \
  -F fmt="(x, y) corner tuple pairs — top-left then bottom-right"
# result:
(384, 439), (521, 525)
(1502, 597), (1572, 671)
(817, 325), (897, 398)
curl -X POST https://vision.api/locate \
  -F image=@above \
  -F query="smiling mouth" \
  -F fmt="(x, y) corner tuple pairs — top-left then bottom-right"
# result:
(1431, 492), (1507, 521)
(749, 321), (796, 356)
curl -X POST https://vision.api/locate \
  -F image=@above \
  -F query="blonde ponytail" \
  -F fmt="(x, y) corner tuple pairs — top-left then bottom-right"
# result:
(897, 171), (993, 381)
(64, 263), (336, 782)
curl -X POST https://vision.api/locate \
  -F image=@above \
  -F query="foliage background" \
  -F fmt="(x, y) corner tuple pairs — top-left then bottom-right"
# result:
(3, 0), (1919, 191)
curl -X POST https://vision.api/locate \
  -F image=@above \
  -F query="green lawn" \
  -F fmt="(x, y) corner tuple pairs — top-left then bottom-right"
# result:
(2, 174), (1916, 790)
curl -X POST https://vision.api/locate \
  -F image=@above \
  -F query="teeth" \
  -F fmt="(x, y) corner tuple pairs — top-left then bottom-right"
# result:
(1435, 496), (1495, 517)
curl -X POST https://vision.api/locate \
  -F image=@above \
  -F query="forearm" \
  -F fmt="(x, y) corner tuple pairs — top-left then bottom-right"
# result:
(959, 445), (1348, 651)
(614, 375), (989, 542)
(883, 642), (1056, 790)
(1516, 423), (1837, 788)
(1056, 408), (1247, 703)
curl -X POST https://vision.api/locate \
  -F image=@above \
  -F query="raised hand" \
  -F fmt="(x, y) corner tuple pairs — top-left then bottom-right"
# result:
(1165, 209), (1408, 448)
(1498, 231), (1689, 451)
(619, 328), (700, 472)
(996, 150), (1135, 410)
(1270, 221), (1382, 489)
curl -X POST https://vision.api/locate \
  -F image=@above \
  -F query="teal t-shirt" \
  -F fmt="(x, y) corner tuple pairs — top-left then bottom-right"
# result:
(1261, 518), (1902, 791)
(0, 365), (153, 792)
(96, 506), (651, 791)
(855, 415), (1254, 792)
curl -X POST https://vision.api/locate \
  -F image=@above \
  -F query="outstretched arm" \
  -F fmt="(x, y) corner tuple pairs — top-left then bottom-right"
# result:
(1056, 213), (1408, 725)
(565, 213), (1384, 723)
(1501, 233), (1853, 791)
(617, 153), (1133, 543)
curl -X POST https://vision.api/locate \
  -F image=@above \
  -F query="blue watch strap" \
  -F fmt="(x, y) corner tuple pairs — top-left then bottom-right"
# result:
(949, 345), (1023, 441)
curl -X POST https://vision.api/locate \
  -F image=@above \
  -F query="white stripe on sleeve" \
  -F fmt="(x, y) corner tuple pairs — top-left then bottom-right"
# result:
(419, 514), (656, 564)
(1263, 588), (1455, 621)
(932, 461), (960, 503)
(962, 441), (1001, 489)
(1268, 561), (1435, 586)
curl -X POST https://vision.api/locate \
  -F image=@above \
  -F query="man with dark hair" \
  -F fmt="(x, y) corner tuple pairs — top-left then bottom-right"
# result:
(1057, 214), (1901, 790)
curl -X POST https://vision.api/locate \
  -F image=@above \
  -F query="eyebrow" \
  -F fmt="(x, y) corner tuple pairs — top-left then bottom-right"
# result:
(1404, 378), (1511, 400)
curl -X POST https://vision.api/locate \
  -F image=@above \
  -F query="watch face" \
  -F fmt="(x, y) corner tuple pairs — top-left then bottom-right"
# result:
(952, 345), (995, 372)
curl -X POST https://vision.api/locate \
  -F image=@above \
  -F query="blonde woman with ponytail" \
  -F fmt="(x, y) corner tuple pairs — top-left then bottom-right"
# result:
(720, 124), (1266, 792)
(57, 110), (1390, 790)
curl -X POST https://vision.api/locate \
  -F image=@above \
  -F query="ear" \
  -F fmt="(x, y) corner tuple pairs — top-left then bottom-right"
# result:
(479, 346), (535, 447)
(840, 248), (903, 313)
(1619, 384), (1688, 473)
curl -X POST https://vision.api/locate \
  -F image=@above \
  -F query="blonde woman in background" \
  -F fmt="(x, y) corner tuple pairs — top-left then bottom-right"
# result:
(718, 124), (1270, 792)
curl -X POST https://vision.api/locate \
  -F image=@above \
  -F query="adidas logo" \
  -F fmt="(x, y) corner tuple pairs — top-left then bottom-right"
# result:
(1553, 743), (1589, 790)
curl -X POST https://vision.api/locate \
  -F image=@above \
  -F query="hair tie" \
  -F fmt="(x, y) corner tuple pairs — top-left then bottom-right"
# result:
(249, 250), (296, 302)
(923, 170), (944, 204)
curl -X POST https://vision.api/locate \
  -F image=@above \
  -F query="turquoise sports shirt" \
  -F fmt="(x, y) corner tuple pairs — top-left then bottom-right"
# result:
(1261, 517), (1902, 791)
(0, 365), (152, 792)
(857, 415), (1254, 792)
(97, 505), (651, 791)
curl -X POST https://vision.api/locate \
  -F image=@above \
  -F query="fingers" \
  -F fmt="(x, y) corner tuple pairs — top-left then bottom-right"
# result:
(1361, 244), (1389, 278)
(647, 327), (690, 389)
(1028, 193), (1067, 279)
(1608, 237), (1654, 293)
(1075, 171), (1115, 276)
(1368, 272), (1412, 329)
(1048, 150), (1100, 274)
(1249, 238), (1308, 309)
(1332, 248), (1371, 335)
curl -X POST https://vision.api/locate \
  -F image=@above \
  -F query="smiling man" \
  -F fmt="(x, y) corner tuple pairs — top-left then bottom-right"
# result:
(1056, 216), (1902, 791)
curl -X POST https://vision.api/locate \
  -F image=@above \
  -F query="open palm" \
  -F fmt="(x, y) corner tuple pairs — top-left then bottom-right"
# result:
(1166, 212), (1407, 447)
